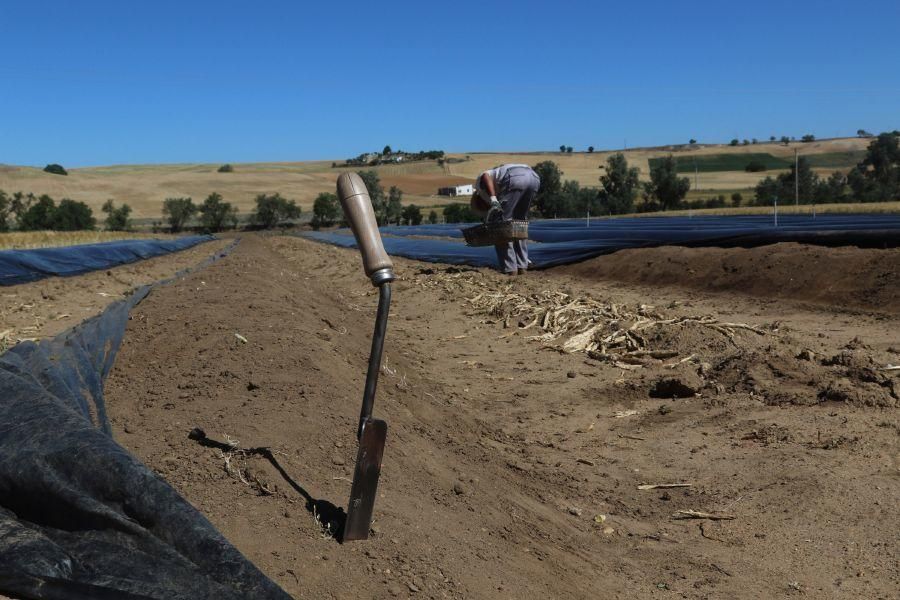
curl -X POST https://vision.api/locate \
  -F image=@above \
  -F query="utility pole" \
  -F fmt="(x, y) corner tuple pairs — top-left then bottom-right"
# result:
(794, 148), (799, 207)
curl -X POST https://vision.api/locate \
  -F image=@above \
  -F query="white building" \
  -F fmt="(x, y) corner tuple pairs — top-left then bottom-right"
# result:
(438, 184), (474, 197)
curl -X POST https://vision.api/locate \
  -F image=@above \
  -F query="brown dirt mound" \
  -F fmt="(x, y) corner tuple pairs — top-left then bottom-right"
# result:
(555, 243), (900, 313)
(100, 234), (900, 599)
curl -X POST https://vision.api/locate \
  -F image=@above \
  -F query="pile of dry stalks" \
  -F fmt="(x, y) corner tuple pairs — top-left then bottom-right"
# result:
(416, 270), (769, 370)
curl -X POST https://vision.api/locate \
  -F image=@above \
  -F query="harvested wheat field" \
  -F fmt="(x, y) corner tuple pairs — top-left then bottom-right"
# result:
(37, 233), (888, 599)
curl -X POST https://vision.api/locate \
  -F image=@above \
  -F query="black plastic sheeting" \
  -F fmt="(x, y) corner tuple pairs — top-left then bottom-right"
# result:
(305, 214), (900, 269)
(0, 239), (292, 600)
(0, 235), (215, 286)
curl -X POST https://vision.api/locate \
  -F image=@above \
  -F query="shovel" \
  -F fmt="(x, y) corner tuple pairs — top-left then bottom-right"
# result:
(336, 173), (395, 542)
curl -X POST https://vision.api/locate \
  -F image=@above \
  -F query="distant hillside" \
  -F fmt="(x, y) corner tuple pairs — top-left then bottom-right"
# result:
(0, 137), (874, 220)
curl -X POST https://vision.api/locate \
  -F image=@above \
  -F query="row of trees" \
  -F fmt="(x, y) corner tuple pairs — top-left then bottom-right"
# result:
(0, 192), (96, 232)
(0, 190), (304, 233)
(755, 132), (900, 205)
(161, 193), (301, 232)
(530, 153), (693, 218)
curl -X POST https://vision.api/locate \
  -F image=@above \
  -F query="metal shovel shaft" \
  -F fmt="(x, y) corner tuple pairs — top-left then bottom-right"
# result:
(358, 283), (391, 438)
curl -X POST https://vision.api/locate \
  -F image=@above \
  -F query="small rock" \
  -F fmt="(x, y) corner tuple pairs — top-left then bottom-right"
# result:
(332, 454), (346, 466)
(452, 481), (469, 496)
(388, 584), (402, 596)
(602, 526), (615, 535)
(567, 371), (577, 379)
(123, 424), (134, 434)
(650, 376), (700, 398)
(247, 381), (260, 391)
(567, 506), (583, 517)
(407, 582), (420, 593)
(797, 349), (816, 361)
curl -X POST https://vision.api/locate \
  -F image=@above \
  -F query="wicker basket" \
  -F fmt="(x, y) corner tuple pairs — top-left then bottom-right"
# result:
(461, 220), (529, 247)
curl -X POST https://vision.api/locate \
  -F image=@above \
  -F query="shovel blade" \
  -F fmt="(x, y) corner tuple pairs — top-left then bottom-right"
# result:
(343, 418), (387, 542)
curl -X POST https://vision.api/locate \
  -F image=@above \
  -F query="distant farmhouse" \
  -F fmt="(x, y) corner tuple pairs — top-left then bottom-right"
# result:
(438, 184), (474, 197)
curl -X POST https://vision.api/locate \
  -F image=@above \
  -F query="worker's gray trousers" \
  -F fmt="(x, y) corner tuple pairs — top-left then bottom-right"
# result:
(494, 167), (540, 274)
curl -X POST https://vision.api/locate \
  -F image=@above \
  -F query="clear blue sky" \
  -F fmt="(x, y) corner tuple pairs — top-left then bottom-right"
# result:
(2, 0), (898, 167)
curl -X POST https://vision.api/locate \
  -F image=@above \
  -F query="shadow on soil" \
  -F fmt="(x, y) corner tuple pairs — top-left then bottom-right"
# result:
(188, 428), (347, 541)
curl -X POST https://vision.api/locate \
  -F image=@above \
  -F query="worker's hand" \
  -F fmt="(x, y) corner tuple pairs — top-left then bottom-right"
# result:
(486, 197), (503, 223)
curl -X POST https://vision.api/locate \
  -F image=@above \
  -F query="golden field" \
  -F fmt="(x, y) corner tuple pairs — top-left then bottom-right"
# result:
(0, 230), (170, 250)
(0, 137), (875, 220)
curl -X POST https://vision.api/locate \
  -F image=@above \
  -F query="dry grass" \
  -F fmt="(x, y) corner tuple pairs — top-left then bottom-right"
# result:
(0, 137), (874, 219)
(613, 200), (900, 219)
(0, 230), (169, 250)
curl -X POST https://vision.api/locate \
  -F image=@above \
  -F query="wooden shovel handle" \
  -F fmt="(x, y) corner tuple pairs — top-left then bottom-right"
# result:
(336, 173), (393, 278)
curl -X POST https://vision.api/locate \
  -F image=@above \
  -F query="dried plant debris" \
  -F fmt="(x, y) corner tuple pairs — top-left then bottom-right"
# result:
(436, 277), (772, 368)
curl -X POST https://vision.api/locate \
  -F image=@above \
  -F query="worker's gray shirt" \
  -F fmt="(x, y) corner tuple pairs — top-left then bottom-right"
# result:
(474, 164), (539, 201)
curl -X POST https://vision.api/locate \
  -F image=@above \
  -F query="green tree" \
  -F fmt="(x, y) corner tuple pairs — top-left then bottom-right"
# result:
(356, 170), (386, 223)
(162, 197), (198, 232)
(689, 138), (697, 145)
(532, 161), (563, 218)
(311, 192), (340, 229)
(780, 136), (791, 146)
(598, 153), (639, 214)
(385, 186), (403, 224)
(753, 157), (820, 205)
(644, 155), (691, 210)
(52, 199), (95, 231)
(769, 136), (776, 142)
(10, 192), (35, 226)
(731, 192), (743, 207)
(428, 210), (438, 224)
(43, 164), (67, 176)
(742, 139), (750, 146)
(252, 193), (300, 229)
(587, 146), (595, 153)
(442, 203), (479, 223)
(561, 180), (601, 216)
(847, 133), (900, 201)
(217, 163), (234, 173)
(816, 172), (848, 204)
(382, 145), (392, 156)
(801, 134), (816, 143)
(401, 203), (423, 225)
(754, 176), (779, 205)
(559, 145), (566, 153)
(18, 195), (57, 230)
(199, 192), (238, 232)
(565, 146), (573, 153)
(0, 190), (10, 232)
(102, 199), (133, 231)
(729, 139), (739, 146)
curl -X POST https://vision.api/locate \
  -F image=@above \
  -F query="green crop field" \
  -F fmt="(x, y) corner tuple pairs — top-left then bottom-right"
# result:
(803, 150), (866, 169)
(648, 153), (792, 173)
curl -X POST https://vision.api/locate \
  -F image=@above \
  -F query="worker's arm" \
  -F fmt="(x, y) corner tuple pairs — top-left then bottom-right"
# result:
(480, 173), (498, 201)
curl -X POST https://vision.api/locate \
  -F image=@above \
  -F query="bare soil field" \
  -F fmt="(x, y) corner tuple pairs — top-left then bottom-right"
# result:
(52, 234), (895, 599)
(0, 138), (875, 220)
(0, 238), (230, 348)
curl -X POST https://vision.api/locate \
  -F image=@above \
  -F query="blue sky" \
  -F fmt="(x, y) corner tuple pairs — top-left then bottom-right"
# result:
(1, 0), (898, 166)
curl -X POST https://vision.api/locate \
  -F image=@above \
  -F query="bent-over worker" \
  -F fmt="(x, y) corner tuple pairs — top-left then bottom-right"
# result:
(472, 164), (541, 275)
